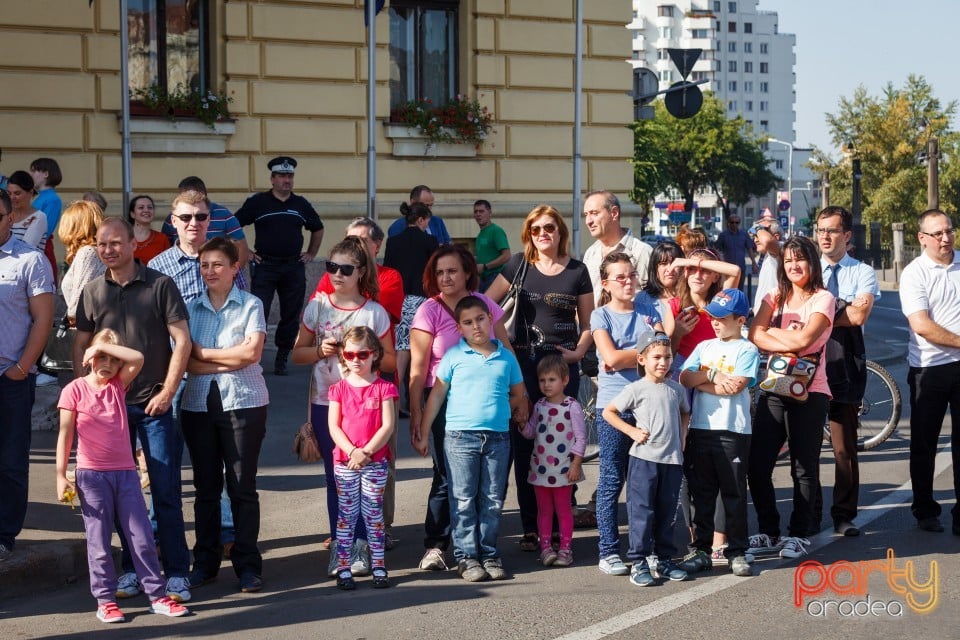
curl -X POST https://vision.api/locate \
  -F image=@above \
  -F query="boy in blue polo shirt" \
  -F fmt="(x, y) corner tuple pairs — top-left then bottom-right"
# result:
(417, 295), (527, 582)
(678, 288), (760, 577)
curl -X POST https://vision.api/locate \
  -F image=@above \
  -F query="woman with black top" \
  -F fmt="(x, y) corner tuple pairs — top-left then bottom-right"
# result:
(384, 202), (439, 414)
(485, 204), (594, 552)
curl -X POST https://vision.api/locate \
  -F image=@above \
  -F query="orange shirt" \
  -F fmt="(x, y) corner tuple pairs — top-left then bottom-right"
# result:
(133, 230), (171, 265)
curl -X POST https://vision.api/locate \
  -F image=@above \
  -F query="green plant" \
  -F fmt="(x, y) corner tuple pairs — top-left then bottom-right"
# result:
(134, 83), (233, 128)
(390, 94), (493, 147)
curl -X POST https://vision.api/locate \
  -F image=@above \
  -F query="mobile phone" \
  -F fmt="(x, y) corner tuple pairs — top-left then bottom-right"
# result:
(682, 306), (696, 318)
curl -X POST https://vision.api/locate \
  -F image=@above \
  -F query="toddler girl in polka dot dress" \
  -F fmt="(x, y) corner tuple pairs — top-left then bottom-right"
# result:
(520, 354), (587, 567)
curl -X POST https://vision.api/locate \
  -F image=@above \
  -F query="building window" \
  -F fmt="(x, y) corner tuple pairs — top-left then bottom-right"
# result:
(744, 61), (753, 73)
(728, 21), (736, 32)
(658, 48), (670, 60)
(728, 41), (736, 52)
(744, 22), (752, 33)
(631, 51), (640, 60)
(775, 159), (784, 170)
(691, 29), (709, 39)
(746, 100), (753, 111)
(760, 42), (768, 54)
(728, 100), (737, 111)
(389, 0), (459, 109)
(728, 60), (737, 72)
(128, 0), (212, 98)
(659, 70), (674, 82)
(744, 42), (752, 53)
(658, 26), (674, 39)
(760, 119), (768, 130)
(744, 80), (753, 92)
(691, 71), (709, 81)
(728, 1), (737, 11)
(658, 5), (675, 17)
(714, 1), (721, 11)
(760, 101), (768, 111)
(760, 81), (769, 92)
(760, 62), (769, 73)
(728, 81), (737, 91)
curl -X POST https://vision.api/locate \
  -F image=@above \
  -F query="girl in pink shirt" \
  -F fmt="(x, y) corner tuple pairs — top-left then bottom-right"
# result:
(327, 327), (398, 590)
(56, 329), (189, 623)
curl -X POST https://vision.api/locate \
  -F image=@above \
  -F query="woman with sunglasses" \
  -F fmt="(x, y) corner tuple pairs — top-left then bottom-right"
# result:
(747, 236), (834, 560)
(292, 236), (396, 578)
(384, 202), (439, 416)
(408, 244), (511, 571)
(6, 170), (48, 252)
(181, 237), (270, 593)
(485, 205), (594, 553)
(126, 195), (170, 264)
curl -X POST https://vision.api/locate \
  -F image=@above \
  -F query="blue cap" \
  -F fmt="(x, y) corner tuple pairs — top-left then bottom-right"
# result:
(704, 288), (750, 318)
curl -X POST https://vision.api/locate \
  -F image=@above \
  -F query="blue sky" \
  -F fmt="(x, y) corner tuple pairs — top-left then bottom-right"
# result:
(759, 0), (959, 159)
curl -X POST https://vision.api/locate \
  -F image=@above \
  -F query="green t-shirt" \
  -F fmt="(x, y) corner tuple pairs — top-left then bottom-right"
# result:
(475, 223), (510, 275)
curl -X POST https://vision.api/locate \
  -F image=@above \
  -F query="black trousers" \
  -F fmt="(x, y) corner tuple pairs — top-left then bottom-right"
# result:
(182, 382), (267, 578)
(423, 386), (451, 550)
(748, 391), (828, 538)
(827, 401), (860, 524)
(685, 429), (751, 557)
(908, 362), (960, 523)
(251, 260), (306, 351)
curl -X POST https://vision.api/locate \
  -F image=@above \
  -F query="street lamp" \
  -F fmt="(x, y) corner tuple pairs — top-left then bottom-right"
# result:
(767, 137), (793, 236)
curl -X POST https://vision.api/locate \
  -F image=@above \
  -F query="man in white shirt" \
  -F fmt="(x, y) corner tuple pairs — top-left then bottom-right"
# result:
(749, 221), (781, 316)
(899, 208), (960, 535)
(582, 190), (652, 302)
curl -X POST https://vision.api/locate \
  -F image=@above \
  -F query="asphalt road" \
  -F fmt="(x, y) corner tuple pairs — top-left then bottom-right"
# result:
(4, 290), (959, 639)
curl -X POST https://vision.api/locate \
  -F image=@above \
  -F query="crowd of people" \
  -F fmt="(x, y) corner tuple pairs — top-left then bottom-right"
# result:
(1, 158), (958, 622)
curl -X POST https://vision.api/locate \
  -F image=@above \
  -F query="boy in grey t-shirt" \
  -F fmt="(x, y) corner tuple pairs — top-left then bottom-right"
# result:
(602, 331), (690, 587)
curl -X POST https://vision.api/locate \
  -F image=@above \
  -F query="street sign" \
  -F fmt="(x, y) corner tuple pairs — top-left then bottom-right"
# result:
(667, 48), (702, 79)
(632, 68), (658, 106)
(779, 215), (788, 228)
(664, 81), (703, 119)
(778, 198), (790, 211)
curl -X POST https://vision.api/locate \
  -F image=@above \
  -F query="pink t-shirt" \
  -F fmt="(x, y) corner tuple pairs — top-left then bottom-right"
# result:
(762, 288), (835, 397)
(410, 292), (504, 387)
(328, 376), (399, 464)
(58, 377), (135, 472)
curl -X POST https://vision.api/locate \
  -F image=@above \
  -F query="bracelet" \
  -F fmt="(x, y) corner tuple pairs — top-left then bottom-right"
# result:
(707, 368), (717, 382)
(349, 446), (357, 457)
(15, 363), (27, 376)
(316, 344), (323, 360)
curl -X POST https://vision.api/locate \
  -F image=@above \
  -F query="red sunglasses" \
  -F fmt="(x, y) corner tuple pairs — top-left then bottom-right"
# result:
(343, 350), (373, 361)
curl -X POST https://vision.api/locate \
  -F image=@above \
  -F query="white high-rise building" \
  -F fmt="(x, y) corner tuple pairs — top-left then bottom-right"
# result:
(629, 1), (806, 227)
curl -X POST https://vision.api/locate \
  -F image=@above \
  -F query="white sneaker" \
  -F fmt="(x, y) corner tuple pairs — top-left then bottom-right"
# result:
(598, 554), (629, 576)
(778, 537), (810, 559)
(747, 533), (781, 554)
(164, 576), (191, 603)
(418, 548), (448, 571)
(115, 572), (142, 599)
(350, 539), (371, 576)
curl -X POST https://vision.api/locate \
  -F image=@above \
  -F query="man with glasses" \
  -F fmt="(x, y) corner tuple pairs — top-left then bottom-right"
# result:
(815, 206), (879, 537)
(715, 213), (756, 292)
(236, 156), (324, 375)
(900, 208), (960, 535)
(0, 188), (55, 559)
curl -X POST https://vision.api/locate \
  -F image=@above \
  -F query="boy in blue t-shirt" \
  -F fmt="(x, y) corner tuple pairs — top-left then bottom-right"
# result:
(418, 295), (527, 583)
(678, 288), (760, 577)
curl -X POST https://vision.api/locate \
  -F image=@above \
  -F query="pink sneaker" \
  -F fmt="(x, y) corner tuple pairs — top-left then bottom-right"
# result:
(150, 596), (190, 617)
(540, 548), (558, 566)
(554, 548), (573, 567)
(96, 602), (125, 623)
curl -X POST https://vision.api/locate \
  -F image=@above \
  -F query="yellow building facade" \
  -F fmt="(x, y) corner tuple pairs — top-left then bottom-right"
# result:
(0, 0), (636, 245)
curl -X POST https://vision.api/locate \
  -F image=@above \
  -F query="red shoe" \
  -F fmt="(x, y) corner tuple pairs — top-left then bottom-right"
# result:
(150, 596), (190, 617)
(96, 602), (125, 624)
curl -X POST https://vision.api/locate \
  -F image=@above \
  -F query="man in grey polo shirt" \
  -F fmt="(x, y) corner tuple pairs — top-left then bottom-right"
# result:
(74, 217), (194, 601)
(0, 189), (54, 557)
(900, 208), (960, 536)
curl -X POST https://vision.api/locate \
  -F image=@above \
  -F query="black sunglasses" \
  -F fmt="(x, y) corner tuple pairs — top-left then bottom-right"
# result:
(326, 261), (357, 276)
(172, 213), (209, 222)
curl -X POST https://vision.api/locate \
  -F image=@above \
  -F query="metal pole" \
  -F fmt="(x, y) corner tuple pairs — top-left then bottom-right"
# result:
(786, 145), (792, 236)
(572, 0), (583, 258)
(928, 136), (939, 210)
(851, 155), (866, 261)
(120, 0), (132, 213)
(366, 0), (377, 219)
(822, 170), (830, 208)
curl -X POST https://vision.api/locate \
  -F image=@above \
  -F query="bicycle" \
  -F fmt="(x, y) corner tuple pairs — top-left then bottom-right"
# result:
(821, 359), (901, 451)
(578, 376), (600, 462)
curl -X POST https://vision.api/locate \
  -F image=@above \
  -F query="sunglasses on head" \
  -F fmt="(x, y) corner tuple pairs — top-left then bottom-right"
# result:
(173, 213), (209, 222)
(530, 223), (557, 236)
(342, 350), (373, 361)
(326, 261), (357, 276)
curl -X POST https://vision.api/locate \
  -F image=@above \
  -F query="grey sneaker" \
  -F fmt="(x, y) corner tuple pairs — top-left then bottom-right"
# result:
(458, 558), (489, 582)
(678, 549), (712, 573)
(748, 533), (781, 553)
(598, 554), (629, 576)
(778, 537), (810, 559)
(115, 572), (142, 599)
(629, 561), (656, 587)
(164, 576), (191, 603)
(327, 550), (340, 578)
(482, 557), (507, 581)
(419, 548), (448, 571)
(730, 555), (752, 576)
(657, 559), (688, 582)
(350, 539), (371, 576)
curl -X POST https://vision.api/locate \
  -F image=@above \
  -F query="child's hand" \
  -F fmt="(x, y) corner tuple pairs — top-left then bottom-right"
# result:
(512, 403), (529, 427)
(673, 310), (698, 337)
(348, 446), (371, 469)
(631, 428), (650, 445)
(412, 436), (430, 457)
(713, 372), (747, 395)
(57, 476), (76, 506)
(81, 345), (101, 368)
(320, 337), (340, 358)
(566, 459), (583, 483)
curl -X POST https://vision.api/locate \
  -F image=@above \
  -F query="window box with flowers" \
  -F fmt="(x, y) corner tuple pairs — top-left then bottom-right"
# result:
(122, 84), (237, 154)
(385, 95), (493, 158)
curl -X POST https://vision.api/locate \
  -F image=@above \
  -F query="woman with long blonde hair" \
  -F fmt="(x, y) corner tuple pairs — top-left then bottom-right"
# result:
(58, 200), (106, 320)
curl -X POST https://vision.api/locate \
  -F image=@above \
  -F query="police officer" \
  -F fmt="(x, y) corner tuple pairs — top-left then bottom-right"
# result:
(236, 156), (324, 375)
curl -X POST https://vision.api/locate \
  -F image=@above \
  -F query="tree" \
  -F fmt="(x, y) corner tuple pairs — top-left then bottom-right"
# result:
(809, 75), (958, 241)
(631, 93), (776, 216)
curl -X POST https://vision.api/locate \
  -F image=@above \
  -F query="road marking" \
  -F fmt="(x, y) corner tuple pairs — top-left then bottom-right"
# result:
(552, 447), (953, 640)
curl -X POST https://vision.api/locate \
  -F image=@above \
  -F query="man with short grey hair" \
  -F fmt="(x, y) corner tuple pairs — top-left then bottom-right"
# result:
(582, 189), (652, 301)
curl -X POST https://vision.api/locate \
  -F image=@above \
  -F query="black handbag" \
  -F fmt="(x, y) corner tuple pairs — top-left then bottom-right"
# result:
(40, 315), (75, 372)
(500, 256), (529, 344)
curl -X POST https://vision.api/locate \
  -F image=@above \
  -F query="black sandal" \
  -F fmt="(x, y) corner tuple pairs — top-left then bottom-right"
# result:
(371, 567), (390, 589)
(336, 569), (356, 591)
(519, 533), (539, 552)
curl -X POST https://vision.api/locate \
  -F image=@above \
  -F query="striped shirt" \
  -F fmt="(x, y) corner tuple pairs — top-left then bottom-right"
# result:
(148, 244), (245, 303)
(182, 286), (269, 412)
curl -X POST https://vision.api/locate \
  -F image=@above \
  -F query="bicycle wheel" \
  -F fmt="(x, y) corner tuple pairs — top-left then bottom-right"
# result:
(822, 360), (901, 451)
(577, 376), (600, 462)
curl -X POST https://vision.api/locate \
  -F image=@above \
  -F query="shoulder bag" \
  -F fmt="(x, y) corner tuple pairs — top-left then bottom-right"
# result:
(500, 256), (529, 344)
(757, 301), (820, 403)
(40, 314), (75, 372)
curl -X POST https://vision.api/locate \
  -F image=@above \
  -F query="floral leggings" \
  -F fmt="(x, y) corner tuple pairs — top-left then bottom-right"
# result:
(334, 460), (389, 571)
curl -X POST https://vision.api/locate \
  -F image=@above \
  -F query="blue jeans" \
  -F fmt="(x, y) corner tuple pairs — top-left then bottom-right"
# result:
(0, 373), (35, 549)
(444, 429), (510, 563)
(596, 411), (634, 558)
(119, 403), (190, 577)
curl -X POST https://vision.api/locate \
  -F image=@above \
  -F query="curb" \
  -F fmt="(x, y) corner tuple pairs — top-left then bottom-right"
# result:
(0, 539), (89, 600)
